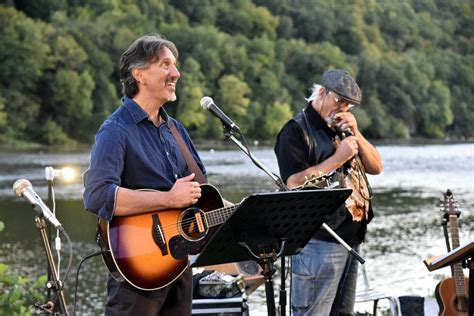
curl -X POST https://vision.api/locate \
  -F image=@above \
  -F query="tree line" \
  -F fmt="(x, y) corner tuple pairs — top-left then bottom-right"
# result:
(0, 0), (472, 146)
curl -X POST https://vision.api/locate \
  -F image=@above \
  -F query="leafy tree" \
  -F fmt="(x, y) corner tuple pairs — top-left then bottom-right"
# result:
(0, 0), (473, 144)
(0, 6), (50, 141)
(175, 57), (208, 137)
(416, 80), (452, 137)
(215, 75), (251, 133)
(0, 96), (7, 133)
(263, 101), (293, 138)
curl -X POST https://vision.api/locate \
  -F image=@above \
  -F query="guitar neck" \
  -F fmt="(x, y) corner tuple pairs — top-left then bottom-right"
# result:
(205, 204), (240, 227)
(449, 214), (467, 296)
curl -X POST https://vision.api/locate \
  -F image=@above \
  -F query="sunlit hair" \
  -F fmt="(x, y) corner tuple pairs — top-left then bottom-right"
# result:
(119, 35), (179, 98)
(305, 83), (326, 102)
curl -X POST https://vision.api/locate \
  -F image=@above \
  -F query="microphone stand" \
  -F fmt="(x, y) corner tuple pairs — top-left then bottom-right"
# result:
(222, 127), (289, 316)
(221, 125), (365, 315)
(222, 128), (287, 191)
(34, 212), (69, 315)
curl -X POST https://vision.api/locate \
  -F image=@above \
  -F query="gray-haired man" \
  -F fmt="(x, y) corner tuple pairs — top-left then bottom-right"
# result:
(274, 69), (382, 315)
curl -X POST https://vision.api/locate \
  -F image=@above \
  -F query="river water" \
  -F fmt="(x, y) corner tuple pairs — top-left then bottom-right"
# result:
(0, 143), (473, 315)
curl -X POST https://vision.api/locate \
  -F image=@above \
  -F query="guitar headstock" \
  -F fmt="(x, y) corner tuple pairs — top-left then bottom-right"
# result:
(301, 173), (327, 189)
(440, 189), (461, 218)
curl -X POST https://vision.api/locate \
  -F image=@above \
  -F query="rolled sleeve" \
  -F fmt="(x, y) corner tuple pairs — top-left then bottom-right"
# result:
(83, 169), (119, 221)
(83, 122), (126, 221)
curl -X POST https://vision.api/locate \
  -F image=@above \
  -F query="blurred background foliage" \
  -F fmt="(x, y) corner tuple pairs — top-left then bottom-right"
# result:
(0, 0), (472, 145)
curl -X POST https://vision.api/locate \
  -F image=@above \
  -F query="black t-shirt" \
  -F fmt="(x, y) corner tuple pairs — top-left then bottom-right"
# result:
(274, 103), (365, 246)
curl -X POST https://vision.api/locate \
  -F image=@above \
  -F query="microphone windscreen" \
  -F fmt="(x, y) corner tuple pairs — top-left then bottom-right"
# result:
(13, 179), (32, 196)
(200, 96), (213, 109)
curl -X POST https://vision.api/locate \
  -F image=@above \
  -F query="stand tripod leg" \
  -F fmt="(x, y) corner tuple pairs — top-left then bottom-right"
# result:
(239, 240), (287, 316)
(279, 256), (286, 316)
(263, 267), (276, 316)
(36, 217), (68, 315)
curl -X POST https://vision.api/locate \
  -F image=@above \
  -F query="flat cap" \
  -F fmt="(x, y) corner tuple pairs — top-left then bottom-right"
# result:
(321, 69), (362, 105)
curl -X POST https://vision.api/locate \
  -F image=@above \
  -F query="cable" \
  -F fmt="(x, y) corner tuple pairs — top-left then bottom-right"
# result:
(239, 132), (283, 184)
(50, 228), (73, 314)
(51, 185), (62, 279)
(73, 250), (108, 316)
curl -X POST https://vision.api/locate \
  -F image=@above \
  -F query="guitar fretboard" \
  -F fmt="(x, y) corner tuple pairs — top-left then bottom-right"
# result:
(205, 204), (240, 227)
(449, 212), (467, 296)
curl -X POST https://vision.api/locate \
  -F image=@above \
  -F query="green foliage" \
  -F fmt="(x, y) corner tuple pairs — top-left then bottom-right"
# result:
(263, 101), (293, 138)
(36, 117), (73, 145)
(176, 57), (208, 136)
(0, 0), (472, 144)
(0, 263), (46, 315)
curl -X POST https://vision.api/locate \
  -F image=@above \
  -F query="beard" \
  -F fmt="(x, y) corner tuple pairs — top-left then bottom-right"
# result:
(167, 92), (177, 102)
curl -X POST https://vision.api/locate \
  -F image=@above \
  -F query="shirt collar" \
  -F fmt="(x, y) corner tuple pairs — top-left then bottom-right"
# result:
(122, 97), (148, 124)
(122, 97), (170, 125)
(304, 102), (327, 129)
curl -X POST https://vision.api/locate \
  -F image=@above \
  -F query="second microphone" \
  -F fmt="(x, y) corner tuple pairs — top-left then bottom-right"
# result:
(200, 96), (241, 134)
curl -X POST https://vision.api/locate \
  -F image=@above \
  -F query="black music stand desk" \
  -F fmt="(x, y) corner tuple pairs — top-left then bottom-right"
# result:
(191, 188), (352, 316)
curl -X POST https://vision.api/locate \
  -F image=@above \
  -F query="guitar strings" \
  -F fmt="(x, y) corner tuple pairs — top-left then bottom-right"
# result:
(157, 208), (231, 237)
(148, 204), (238, 236)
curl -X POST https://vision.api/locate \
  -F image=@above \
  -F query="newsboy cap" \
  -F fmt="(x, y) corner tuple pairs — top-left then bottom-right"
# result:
(320, 69), (362, 105)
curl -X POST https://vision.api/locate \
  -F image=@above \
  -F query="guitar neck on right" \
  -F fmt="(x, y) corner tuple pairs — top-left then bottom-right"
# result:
(435, 189), (469, 316)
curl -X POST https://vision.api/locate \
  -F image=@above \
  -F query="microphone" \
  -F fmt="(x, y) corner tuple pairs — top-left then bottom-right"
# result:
(334, 125), (354, 139)
(13, 179), (63, 230)
(334, 126), (355, 174)
(200, 96), (241, 133)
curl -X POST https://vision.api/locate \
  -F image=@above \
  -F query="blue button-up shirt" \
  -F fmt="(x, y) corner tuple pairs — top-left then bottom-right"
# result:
(83, 97), (206, 221)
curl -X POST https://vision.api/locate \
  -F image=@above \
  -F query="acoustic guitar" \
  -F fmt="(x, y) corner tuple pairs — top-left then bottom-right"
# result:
(435, 190), (469, 316)
(97, 183), (238, 290)
(96, 175), (329, 291)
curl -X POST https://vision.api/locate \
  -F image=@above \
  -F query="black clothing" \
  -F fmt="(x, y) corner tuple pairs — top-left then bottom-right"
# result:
(105, 267), (193, 316)
(274, 103), (367, 246)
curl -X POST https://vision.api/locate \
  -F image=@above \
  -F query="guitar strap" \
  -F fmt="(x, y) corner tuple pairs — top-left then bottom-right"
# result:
(167, 119), (207, 184)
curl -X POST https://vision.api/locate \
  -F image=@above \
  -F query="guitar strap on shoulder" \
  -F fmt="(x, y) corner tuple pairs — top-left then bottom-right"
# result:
(167, 118), (207, 184)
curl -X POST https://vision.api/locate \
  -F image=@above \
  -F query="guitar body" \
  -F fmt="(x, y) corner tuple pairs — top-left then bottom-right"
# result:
(435, 277), (469, 316)
(97, 184), (224, 290)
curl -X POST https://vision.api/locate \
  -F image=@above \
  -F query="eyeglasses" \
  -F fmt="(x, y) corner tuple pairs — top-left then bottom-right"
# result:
(329, 91), (356, 111)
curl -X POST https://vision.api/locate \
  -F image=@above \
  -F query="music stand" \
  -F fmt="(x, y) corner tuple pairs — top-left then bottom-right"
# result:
(191, 188), (352, 316)
(423, 239), (474, 316)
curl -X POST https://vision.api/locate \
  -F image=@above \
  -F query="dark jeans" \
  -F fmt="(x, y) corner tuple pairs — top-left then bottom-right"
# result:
(105, 267), (193, 316)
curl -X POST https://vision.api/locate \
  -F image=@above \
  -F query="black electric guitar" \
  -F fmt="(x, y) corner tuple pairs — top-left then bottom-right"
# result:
(435, 190), (469, 316)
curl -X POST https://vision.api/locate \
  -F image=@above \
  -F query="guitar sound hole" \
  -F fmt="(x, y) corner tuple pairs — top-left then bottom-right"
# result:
(178, 207), (208, 242)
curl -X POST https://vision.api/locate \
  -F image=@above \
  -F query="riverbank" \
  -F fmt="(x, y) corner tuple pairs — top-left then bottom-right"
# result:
(1, 136), (473, 153)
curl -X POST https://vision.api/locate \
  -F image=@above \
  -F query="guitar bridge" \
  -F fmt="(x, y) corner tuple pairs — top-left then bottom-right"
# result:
(152, 214), (168, 256)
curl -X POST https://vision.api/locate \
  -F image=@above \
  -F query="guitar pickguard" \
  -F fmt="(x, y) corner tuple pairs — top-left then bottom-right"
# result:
(169, 235), (206, 259)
